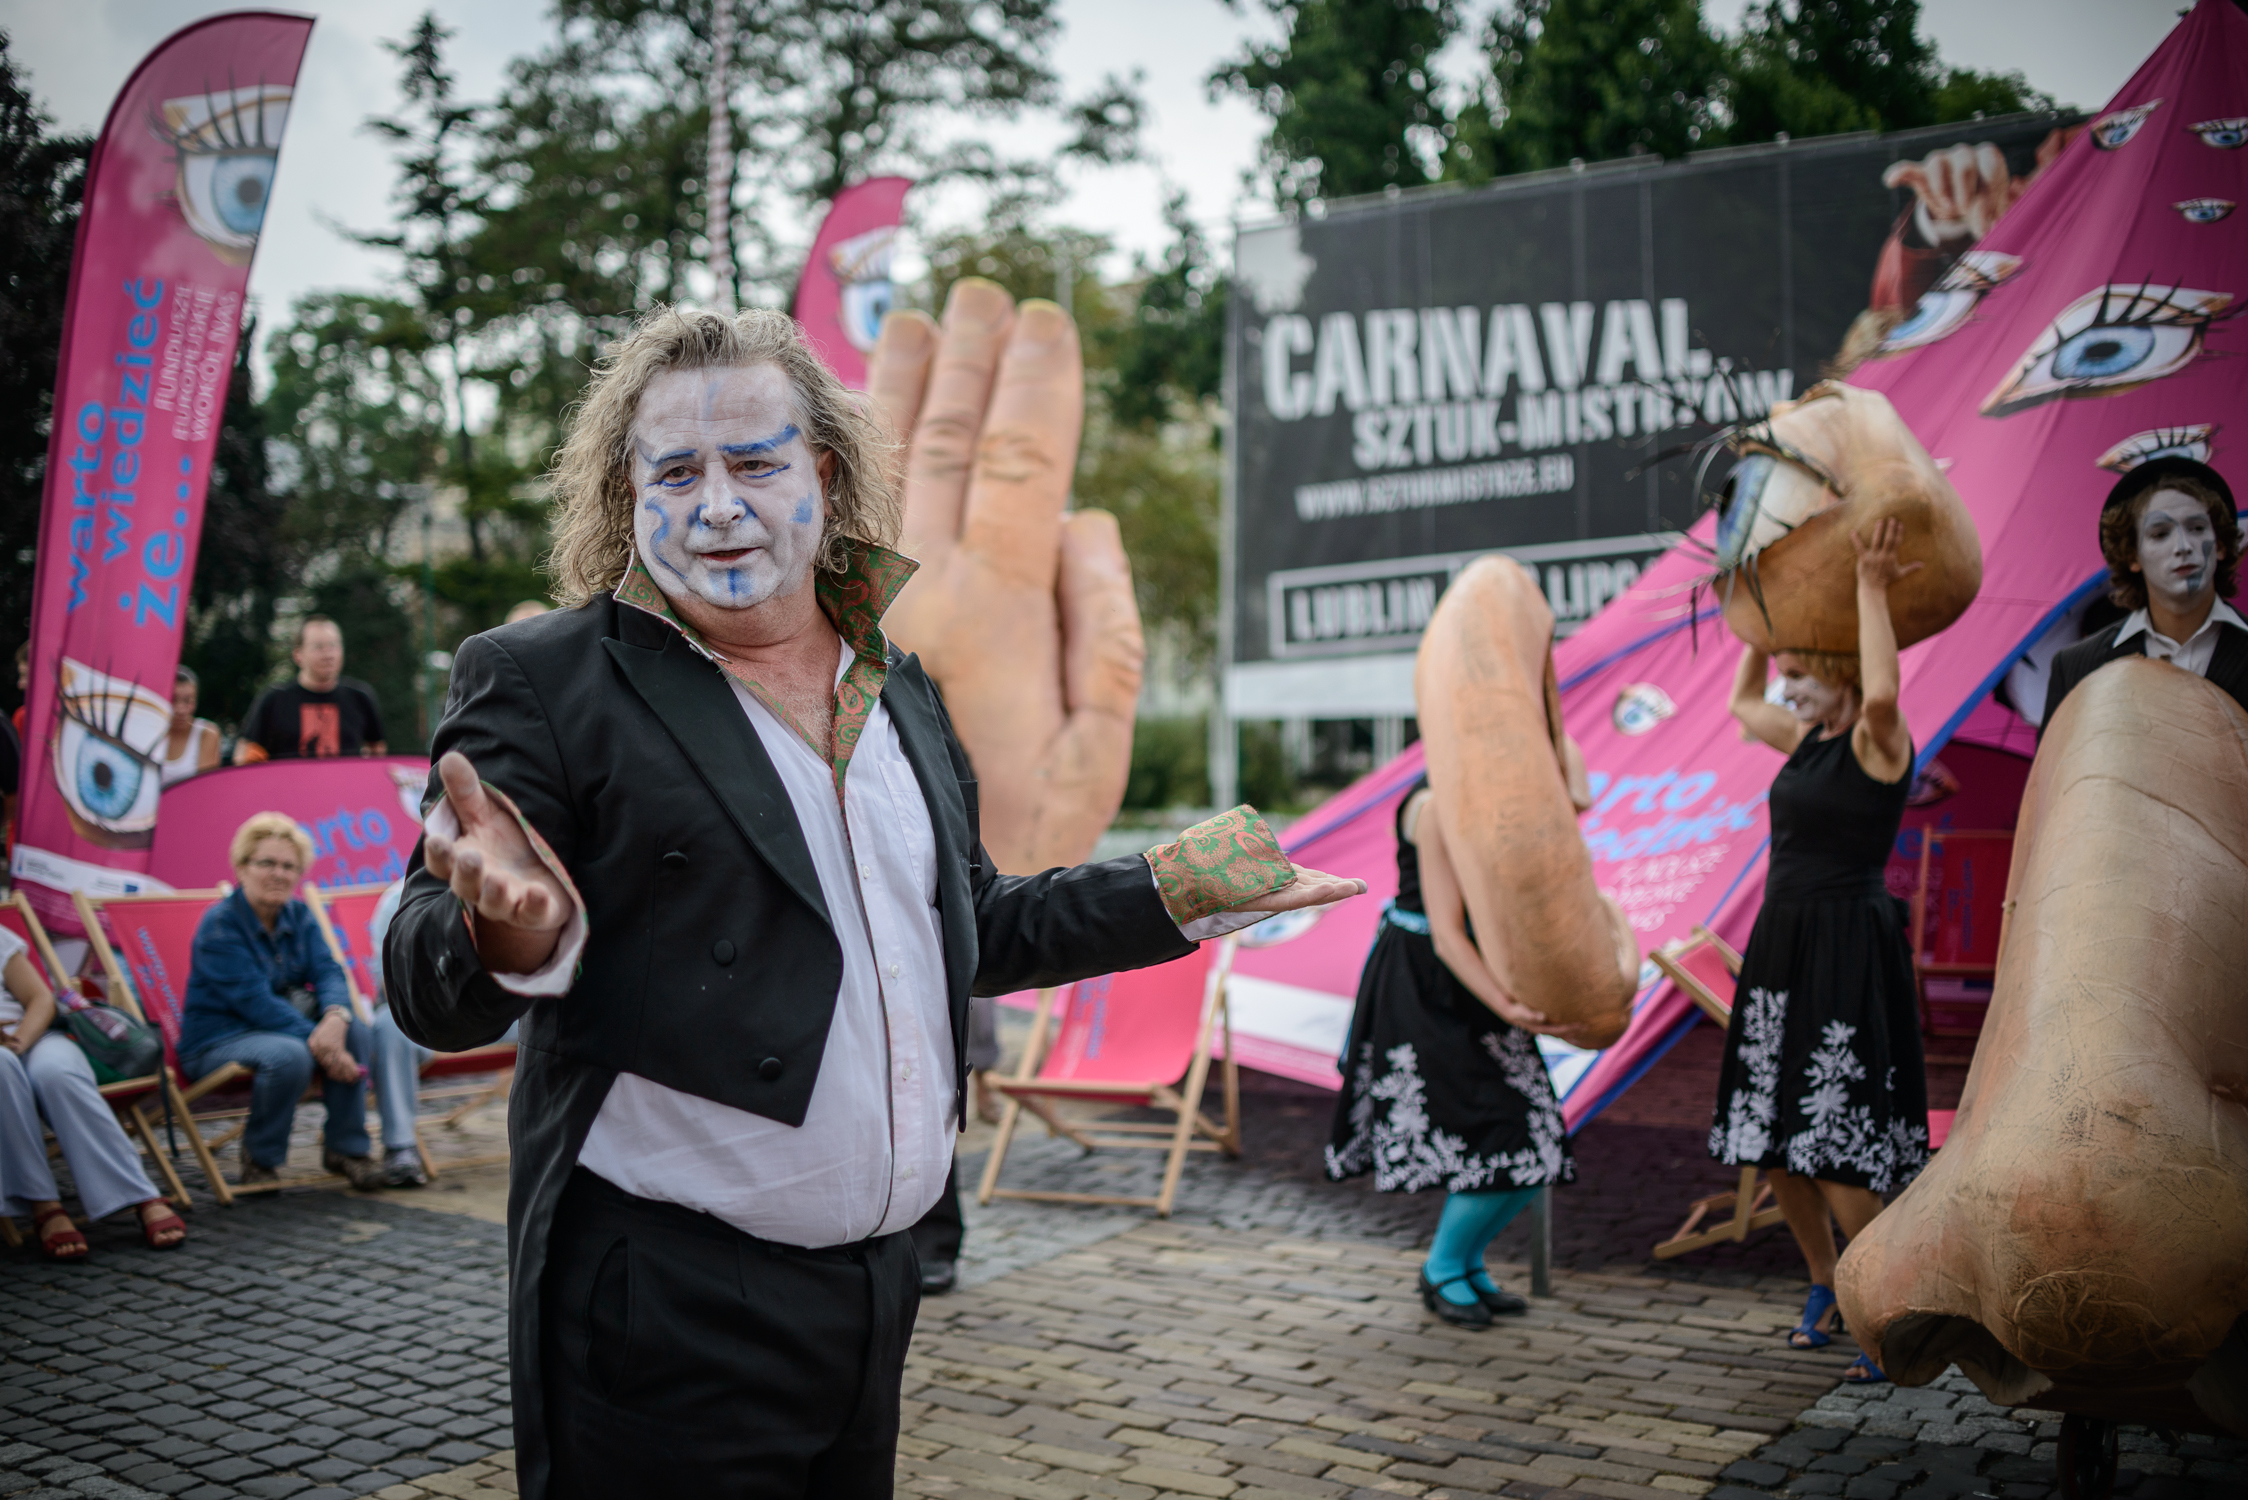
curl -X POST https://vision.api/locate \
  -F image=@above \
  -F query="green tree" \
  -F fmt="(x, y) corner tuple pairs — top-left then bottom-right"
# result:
(1095, 191), (1226, 433)
(0, 35), (87, 716)
(1211, 0), (1461, 208)
(1453, 0), (1729, 178)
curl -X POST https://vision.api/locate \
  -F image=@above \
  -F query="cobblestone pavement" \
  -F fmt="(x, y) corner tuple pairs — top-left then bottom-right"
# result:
(3, 1035), (2239, 1499)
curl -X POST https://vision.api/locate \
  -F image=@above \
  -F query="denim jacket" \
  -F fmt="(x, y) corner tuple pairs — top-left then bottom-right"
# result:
(179, 887), (351, 1063)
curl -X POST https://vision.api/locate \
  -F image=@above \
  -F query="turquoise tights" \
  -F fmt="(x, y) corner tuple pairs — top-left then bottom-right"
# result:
(1425, 1186), (1541, 1306)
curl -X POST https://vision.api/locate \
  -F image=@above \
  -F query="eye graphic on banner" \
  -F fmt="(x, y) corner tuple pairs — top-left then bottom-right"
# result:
(2175, 198), (2236, 223)
(2090, 101), (2160, 150)
(157, 84), (291, 263)
(2097, 424), (2218, 472)
(1981, 282), (2233, 416)
(2187, 117), (2247, 150)
(1611, 683), (1675, 736)
(830, 225), (898, 354)
(1876, 251), (2022, 356)
(53, 660), (170, 848)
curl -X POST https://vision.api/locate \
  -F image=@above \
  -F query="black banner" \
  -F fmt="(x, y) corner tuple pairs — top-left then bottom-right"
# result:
(1226, 114), (2071, 699)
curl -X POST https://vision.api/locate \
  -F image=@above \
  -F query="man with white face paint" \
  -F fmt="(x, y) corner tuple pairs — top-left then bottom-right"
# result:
(2044, 457), (2248, 730)
(382, 306), (1364, 1500)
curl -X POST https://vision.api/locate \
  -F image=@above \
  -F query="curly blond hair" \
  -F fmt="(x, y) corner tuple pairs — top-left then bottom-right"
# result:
(229, 812), (314, 874)
(546, 306), (902, 606)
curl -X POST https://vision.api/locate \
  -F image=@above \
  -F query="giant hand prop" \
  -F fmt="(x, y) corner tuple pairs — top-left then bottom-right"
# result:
(1836, 658), (2248, 1436)
(867, 280), (1144, 874)
(1712, 381), (1982, 679)
(1416, 556), (1638, 1048)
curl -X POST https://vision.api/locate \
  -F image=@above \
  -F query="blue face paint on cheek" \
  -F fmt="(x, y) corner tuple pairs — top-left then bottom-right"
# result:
(791, 498), (814, 525)
(640, 500), (686, 580)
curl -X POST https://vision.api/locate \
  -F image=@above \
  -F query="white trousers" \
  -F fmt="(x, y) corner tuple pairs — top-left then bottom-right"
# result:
(0, 1032), (161, 1220)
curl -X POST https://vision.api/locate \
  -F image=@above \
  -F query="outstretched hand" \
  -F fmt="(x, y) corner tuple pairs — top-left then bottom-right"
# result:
(867, 280), (1144, 875)
(1852, 516), (1924, 592)
(422, 751), (571, 975)
(1238, 865), (1367, 914)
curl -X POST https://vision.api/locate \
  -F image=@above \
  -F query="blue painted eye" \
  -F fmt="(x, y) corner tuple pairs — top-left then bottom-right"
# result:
(2189, 119), (2247, 150)
(208, 153), (275, 235)
(73, 732), (146, 822)
(1714, 454), (1776, 571)
(2176, 197), (2236, 223)
(2052, 325), (2156, 380)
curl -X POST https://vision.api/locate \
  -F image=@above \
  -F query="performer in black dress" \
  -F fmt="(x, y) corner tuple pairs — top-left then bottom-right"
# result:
(1715, 517), (1928, 1384)
(1327, 775), (1598, 1329)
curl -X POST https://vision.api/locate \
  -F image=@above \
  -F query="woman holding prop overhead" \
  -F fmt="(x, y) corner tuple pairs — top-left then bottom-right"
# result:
(1713, 516), (1929, 1384)
(1326, 772), (1601, 1329)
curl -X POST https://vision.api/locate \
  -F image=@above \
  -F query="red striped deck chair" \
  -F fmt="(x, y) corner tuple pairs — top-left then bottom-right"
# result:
(0, 894), (193, 1246)
(72, 889), (246, 1205)
(1648, 924), (1786, 1259)
(976, 940), (1241, 1218)
(304, 882), (516, 1177)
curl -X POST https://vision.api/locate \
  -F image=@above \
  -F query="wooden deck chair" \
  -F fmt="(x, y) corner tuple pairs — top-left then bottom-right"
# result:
(977, 940), (1241, 1218)
(75, 889), (253, 1204)
(1647, 924), (1788, 1260)
(0, 895), (194, 1246)
(304, 882), (516, 1177)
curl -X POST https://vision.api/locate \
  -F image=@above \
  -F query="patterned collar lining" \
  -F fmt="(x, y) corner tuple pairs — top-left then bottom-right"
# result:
(612, 540), (919, 796)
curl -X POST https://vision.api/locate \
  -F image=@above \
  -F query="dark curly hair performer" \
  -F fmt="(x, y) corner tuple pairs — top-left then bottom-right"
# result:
(2043, 457), (2246, 731)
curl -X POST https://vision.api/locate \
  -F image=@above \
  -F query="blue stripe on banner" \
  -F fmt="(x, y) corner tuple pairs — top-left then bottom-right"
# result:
(1911, 572), (2104, 776)
(1557, 603), (1724, 695)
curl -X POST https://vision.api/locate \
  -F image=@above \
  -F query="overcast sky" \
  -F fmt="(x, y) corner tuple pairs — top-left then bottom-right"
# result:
(3, 0), (2192, 350)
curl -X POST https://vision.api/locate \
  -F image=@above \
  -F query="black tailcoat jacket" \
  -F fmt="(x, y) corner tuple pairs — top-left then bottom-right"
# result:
(2040, 615), (2248, 734)
(384, 599), (1193, 1499)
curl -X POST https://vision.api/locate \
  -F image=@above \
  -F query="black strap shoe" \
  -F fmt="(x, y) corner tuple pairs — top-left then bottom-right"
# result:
(1417, 1268), (1493, 1329)
(1474, 1280), (1529, 1315)
(919, 1259), (957, 1296)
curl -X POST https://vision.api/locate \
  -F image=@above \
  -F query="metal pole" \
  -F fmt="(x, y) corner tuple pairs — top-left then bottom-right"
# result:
(421, 496), (439, 743)
(706, 0), (735, 310)
(1528, 1184), (1553, 1298)
(1054, 241), (1073, 320)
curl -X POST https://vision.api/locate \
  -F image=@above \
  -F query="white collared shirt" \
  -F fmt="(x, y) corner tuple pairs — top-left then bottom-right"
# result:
(2116, 598), (2248, 680)
(575, 642), (956, 1247)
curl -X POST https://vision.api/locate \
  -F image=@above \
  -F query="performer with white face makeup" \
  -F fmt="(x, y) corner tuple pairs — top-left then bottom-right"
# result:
(383, 306), (1362, 1500)
(2044, 457), (2247, 726)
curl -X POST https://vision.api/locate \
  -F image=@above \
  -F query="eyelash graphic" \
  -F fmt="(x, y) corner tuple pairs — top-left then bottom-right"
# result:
(2096, 424), (2218, 473)
(1875, 250), (2023, 355)
(2188, 118), (2248, 150)
(153, 82), (292, 266)
(1980, 282), (2234, 418)
(2176, 198), (2237, 223)
(2090, 100), (2161, 150)
(51, 658), (170, 847)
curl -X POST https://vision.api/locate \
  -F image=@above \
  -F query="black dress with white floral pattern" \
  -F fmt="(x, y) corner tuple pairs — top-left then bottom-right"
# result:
(1709, 727), (1929, 1195)
(1325, 778), (1575, 1195)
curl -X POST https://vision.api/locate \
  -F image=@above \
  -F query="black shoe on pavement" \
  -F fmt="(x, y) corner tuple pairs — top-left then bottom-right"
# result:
(920, 1259), (958, 1295)
(1417, 1268), (1494, 1329)
(1474, 1280), (1529, 1315)
(382, 1148), (429, 1188)
(323, 1148), (385, 1191)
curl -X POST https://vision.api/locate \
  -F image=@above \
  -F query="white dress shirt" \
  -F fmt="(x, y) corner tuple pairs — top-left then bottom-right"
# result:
(2115, 598), (2248, 679)
(463, 641), (1279, 1249)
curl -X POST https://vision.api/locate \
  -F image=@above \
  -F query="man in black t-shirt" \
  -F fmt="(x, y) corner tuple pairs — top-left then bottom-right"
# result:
(236, 616), (388, 762)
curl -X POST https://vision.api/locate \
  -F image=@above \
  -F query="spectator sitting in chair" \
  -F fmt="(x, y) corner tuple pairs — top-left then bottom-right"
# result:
(179, 813), (382, 1189)
(234, 617), (387, 763)
(0, 924), (186, 1257)
(364, 878), (518, 1188)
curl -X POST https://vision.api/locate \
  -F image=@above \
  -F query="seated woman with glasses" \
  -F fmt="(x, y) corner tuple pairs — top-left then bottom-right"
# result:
(179, 812), (380, 1189)
(0, 924), (186, 1256)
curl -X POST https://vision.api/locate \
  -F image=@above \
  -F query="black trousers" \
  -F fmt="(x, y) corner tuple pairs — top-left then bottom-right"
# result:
(542, 1168), (920, 1499)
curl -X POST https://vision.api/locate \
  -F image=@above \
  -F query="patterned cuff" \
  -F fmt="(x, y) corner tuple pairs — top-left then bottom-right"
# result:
(1143, 805), (1295, 927)
(424, 781), (587, 998)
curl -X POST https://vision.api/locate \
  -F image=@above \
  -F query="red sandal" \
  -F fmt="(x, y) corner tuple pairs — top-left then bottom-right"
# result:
(138, 1200), (187, 1251)
(32, 1205), (89, 1261)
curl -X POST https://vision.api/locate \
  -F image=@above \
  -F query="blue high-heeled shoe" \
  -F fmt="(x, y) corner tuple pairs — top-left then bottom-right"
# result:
(1789, 1284), (1839, 1348)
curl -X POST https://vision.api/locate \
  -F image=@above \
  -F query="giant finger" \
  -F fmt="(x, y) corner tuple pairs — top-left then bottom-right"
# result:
(960, 299), (1083, 588)
(1057, 509), (1144, 725)
(866, 309), (939, 477)
(899, 279), (1016, 561)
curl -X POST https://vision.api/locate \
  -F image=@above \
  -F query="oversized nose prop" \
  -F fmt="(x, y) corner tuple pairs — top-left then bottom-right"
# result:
(1415, 555), (1639, 1047)
(1835, 657), (2248, 1437)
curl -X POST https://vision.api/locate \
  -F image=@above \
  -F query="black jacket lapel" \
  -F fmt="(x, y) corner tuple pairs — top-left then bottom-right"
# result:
(881, 654), (978, 1009)
(602, 629), (831, 929)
